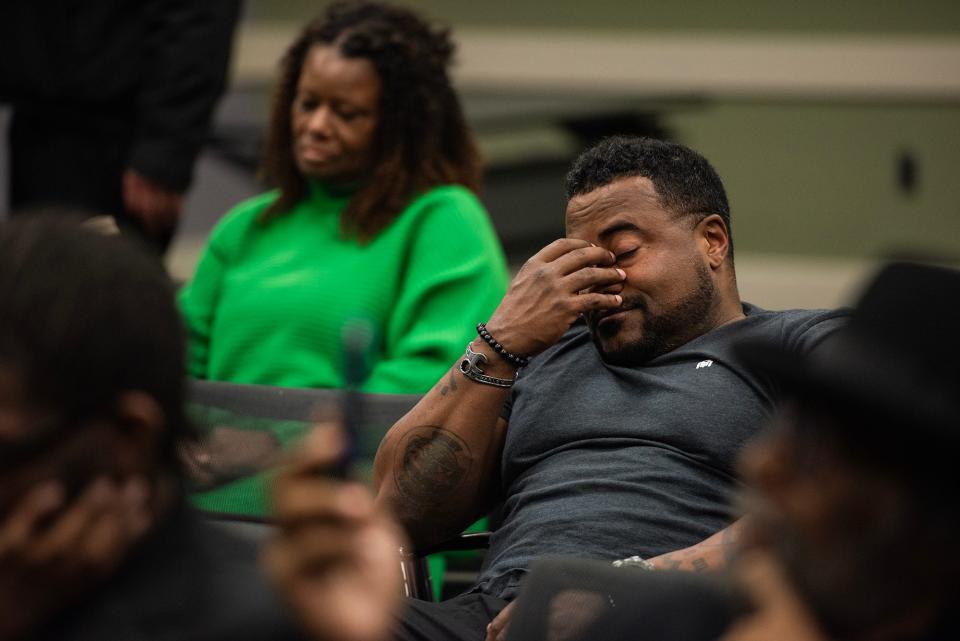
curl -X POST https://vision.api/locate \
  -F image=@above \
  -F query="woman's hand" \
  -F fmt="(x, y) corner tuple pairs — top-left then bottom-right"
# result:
(719, 551), (826, 641)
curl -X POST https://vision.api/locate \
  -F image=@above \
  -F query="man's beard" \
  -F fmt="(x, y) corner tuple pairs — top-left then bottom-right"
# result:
(587, 262), (717, 366)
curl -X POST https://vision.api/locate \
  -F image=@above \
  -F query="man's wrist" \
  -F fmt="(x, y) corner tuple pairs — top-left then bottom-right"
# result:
(612, 555), (656, 571)
(476, 323), (529, 369)
(459, 345), (516, 388)
(481, 320), (533, 358)
(468, 340), (518, 378)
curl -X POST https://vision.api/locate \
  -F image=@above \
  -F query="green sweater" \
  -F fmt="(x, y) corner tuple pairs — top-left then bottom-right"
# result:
(179, 183), (508, 513)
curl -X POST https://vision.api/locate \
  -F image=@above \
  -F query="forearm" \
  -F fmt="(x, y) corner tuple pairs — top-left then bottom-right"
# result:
(374, 238), (624, 548)
(373, 340), (513, 549)
(647, 519), (745, 572)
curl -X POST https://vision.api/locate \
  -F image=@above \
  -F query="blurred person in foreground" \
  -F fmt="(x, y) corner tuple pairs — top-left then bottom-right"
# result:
(0, 1), (240, 251)
(0, 216), (304, 640)
(372, 135), (847, 641)
(265, 421), (406, 641)
(178, 1), (508, 515)
(503, 261), (960, 641)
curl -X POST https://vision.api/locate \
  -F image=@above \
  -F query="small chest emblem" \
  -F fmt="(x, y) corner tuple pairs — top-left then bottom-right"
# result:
(695, 359), (714, 370)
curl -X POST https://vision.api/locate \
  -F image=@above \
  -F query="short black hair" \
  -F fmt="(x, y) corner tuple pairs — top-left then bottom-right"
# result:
(565, 136), (732, 255)
(0, 216), (190, 469)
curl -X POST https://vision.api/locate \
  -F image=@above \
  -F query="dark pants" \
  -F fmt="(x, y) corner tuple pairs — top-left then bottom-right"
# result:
(395, 593), (509, 641)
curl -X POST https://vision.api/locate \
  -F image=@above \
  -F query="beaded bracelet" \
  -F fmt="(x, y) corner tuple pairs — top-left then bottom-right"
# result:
(476, 322), (530, 369)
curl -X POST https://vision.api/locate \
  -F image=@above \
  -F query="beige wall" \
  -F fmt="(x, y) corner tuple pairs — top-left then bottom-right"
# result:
(173, 1), (960, 308)
(247, 0), (960, 35)
(668, 102), (960, 260)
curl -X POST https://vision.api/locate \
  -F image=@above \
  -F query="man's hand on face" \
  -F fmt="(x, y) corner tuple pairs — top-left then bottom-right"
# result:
(122, 169), (185, 236)
(0, 477), (153, 640)
(485, 239), (625, 356)
(264, 422), (405, 641)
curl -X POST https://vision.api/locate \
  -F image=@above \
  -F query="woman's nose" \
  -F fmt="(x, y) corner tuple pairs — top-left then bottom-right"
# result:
(306, 105), (333, 136)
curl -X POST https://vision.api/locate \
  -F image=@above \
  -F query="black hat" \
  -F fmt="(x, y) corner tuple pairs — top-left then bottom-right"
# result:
(737, 262), (960, 443)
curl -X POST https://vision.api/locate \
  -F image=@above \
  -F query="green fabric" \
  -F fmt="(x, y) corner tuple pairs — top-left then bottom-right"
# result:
(179, 183), (508, 514)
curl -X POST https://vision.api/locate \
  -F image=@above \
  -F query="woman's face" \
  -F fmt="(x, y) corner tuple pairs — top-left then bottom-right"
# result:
(291, 45), (381, 184)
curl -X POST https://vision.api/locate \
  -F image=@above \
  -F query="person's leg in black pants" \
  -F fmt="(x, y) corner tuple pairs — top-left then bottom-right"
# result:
(395, 593), (508, 641)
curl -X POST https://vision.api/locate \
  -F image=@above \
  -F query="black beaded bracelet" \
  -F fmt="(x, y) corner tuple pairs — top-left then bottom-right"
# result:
(476, 322), (530, 369)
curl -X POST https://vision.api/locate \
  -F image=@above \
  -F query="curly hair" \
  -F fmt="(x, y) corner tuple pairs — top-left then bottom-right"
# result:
(260, 1), (481, 241)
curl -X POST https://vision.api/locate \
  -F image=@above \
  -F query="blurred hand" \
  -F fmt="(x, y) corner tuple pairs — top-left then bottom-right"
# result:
(719, 551), (826, 641)
(122, 169), (185, 236)
(485, 600), (515, 641)
(0, 477), (153, 640)
(485, 239), (625, 356)
(264, 423), (404, 641)
(180, 426), (282, 492)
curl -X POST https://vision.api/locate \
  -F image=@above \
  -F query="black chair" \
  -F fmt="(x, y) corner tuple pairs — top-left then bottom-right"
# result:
(406, 531), (492, 600)
(184, 379), (418, 501)
(186, 379), (488, 601)
(506, 558), (740, 641)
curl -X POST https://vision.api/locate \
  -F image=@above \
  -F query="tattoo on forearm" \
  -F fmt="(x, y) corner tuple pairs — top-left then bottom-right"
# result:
(654, 547), (720, 573)
(439, 367), (459, 397)
(393, 426), (472, 509)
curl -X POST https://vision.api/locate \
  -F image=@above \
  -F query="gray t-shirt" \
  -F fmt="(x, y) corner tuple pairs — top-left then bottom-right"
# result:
(475, 304), (846, 599)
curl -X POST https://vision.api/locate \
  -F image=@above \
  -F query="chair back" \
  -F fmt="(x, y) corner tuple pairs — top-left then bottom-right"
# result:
(184, 379), (420, 511)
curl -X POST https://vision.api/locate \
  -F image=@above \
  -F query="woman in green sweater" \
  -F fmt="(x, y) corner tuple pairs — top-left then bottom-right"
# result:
(179, 2), (508, 514)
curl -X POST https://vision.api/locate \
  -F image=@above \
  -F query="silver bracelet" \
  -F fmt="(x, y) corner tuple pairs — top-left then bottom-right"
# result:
(611, 555), (655, 571)
(459, 345), (516, 388)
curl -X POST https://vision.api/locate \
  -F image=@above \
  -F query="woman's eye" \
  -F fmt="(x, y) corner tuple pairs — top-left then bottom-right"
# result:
(615, 248), (638, 261)
(336, 108), (360, 121)
(298, 99), (318, 112)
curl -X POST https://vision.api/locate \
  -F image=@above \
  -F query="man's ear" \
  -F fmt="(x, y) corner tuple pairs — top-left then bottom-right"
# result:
(697, 214), (730, 269)
(112, 391), (165, 470)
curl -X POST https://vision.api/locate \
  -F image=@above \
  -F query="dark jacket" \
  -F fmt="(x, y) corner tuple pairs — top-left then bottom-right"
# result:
(36, 503), (306, 641)
(0, 0), (240, 192)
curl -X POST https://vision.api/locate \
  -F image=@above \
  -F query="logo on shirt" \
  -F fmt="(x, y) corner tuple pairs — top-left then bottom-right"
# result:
(695, 359), (713, 370)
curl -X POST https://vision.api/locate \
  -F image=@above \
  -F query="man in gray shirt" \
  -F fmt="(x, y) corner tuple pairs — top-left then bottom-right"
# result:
(373, 136), (845, 641)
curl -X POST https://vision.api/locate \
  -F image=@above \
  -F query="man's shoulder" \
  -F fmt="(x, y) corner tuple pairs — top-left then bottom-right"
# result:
(739, 304), (850, 353)
(742, 302), (846, 323)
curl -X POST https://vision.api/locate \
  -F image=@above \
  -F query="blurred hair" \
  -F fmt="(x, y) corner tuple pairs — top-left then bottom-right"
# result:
(565, 136), (733, 257)
(260, 0), (481, 241)
(766, 399), (960, 638)
(0, 216), (191, 470)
